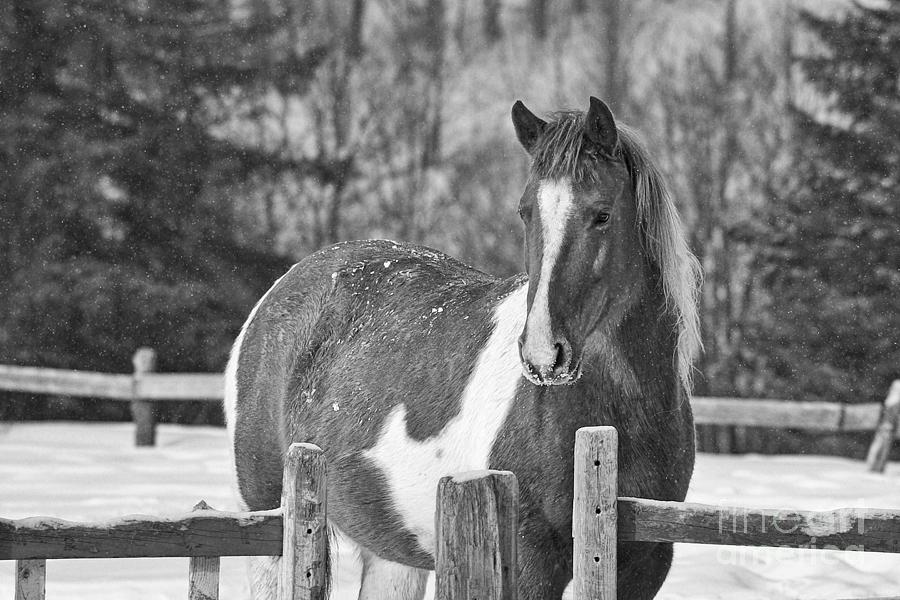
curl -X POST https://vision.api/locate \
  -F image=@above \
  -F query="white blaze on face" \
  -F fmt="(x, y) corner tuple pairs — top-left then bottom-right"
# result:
(522, 178), (574, 368)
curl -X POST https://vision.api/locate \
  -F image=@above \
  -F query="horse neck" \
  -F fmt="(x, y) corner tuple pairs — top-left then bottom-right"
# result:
(582, 270), (683, 410)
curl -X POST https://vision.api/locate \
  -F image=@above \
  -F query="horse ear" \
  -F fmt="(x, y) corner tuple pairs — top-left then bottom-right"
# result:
(584, 96), (618, 155)
(511, 100), (547, 154)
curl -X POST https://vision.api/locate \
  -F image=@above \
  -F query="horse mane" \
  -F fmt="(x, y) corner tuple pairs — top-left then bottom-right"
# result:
(529, 111), (702, 390)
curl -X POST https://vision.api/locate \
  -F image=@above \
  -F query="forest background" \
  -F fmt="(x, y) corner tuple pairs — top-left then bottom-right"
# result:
(1, 0), (898, 454)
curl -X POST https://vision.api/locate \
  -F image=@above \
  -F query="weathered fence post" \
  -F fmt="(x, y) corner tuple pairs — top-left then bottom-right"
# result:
(15, 559), (46, 600)
(188, 500), (220, 600)
(866, 380), (900, 473)
(435, 470), (518, 600)
(573, 426), (617, 600)
(279, 443), (327, 600)
(131, 347), (157, 447)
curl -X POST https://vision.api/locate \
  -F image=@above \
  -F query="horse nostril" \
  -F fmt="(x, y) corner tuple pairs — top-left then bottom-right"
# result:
(551, 339), (572, 376)
(552, 343), (564, 370)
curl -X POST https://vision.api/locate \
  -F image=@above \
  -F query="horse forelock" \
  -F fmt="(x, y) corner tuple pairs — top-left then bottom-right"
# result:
(529, 111), (611, 185)
(527, 112), (702, 390)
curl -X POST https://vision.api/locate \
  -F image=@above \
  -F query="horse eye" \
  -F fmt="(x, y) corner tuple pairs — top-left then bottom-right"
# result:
(592, 212), (611, 227)
(518, 204), (532, 221)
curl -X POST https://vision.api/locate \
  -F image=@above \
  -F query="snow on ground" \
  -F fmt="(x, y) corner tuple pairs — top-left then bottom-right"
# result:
(2, 422), (899, 599)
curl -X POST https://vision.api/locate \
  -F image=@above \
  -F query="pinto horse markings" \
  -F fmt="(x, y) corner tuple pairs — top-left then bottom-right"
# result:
(364, 284), (527, 554)
(227, 97), (699, 600)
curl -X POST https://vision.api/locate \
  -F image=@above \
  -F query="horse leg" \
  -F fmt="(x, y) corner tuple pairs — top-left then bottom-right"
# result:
(357, 548), (429, 600)
(248, 555), (280, 600)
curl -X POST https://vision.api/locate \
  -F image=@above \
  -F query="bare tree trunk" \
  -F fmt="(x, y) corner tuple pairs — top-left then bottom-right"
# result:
(705, 0), (740, 453)
(453, 0), (467, 48)
(326, 181), (346, 245)
(531, 0), (547, 40)
(782, 0), (795, 108)
(483, 0), (502, 44)
(323, 0), (366, 245)
(551, 11), (568, 106)
(716, 0), (739, 390)
(423, 0), (446, 170)
(604, 0), (622, 113)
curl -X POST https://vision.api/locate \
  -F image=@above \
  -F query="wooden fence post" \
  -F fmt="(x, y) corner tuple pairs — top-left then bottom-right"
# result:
(435, 470), (518, 600)
(866, 380), (900, 473)
(573, 427), (617, 600)
(188, 500), (220, 600)
(131, 347), (157, 447)
(279, 443), (327, 600)
(15, 559), (46, 600)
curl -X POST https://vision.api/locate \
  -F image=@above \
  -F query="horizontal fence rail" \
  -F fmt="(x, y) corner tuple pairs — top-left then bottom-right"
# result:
(0, 365), (134, 399)
(0, 353), (897, 469)
(618, 498), (900, 553)
(135, 373), (224, 400)
(1, 443), (327, 600)
(692, 397), (883, 431)
(0, 508), (283, 560)
(0, 363), (223, 402)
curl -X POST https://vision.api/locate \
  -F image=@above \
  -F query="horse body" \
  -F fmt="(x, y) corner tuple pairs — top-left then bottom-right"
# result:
(226, 98), (698, 600)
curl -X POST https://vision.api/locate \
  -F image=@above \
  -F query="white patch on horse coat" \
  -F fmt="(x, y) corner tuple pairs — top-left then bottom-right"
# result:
(363, 284), (528, 555)
(224, 267), (293, 508)
(523, 178), (574, 367)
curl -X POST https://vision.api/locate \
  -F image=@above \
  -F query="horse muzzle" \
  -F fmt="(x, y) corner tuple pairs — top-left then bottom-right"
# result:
(518, 336), (582, 386)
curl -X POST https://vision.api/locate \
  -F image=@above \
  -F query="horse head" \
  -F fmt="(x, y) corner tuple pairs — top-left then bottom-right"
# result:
(512, 97), (648, 386)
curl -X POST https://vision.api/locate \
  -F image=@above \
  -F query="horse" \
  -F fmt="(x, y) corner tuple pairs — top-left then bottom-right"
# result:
(224, 96), (700, 600)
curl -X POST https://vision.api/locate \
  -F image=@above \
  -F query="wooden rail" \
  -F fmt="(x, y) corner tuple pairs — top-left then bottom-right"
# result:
(0, 365), (133, 399)
(1, 443), (326, 600)
(618, 498), (900, 552)
(0, 358), (224, 402)
(0, 353), (897, 467)
(0, 507), (283, 560)
(692, 397), (883, 431)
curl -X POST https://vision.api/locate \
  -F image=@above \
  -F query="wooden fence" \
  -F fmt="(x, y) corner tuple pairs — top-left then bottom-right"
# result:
(573, 426), (900, 599)
(2, 443), (324, 600)
(0, 348), (221, 447)
(0, 349), (898, 469)
(5, 430), (900, 599)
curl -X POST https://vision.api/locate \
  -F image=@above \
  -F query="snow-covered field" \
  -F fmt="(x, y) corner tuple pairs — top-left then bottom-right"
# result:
(2, 422), (899, 599)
